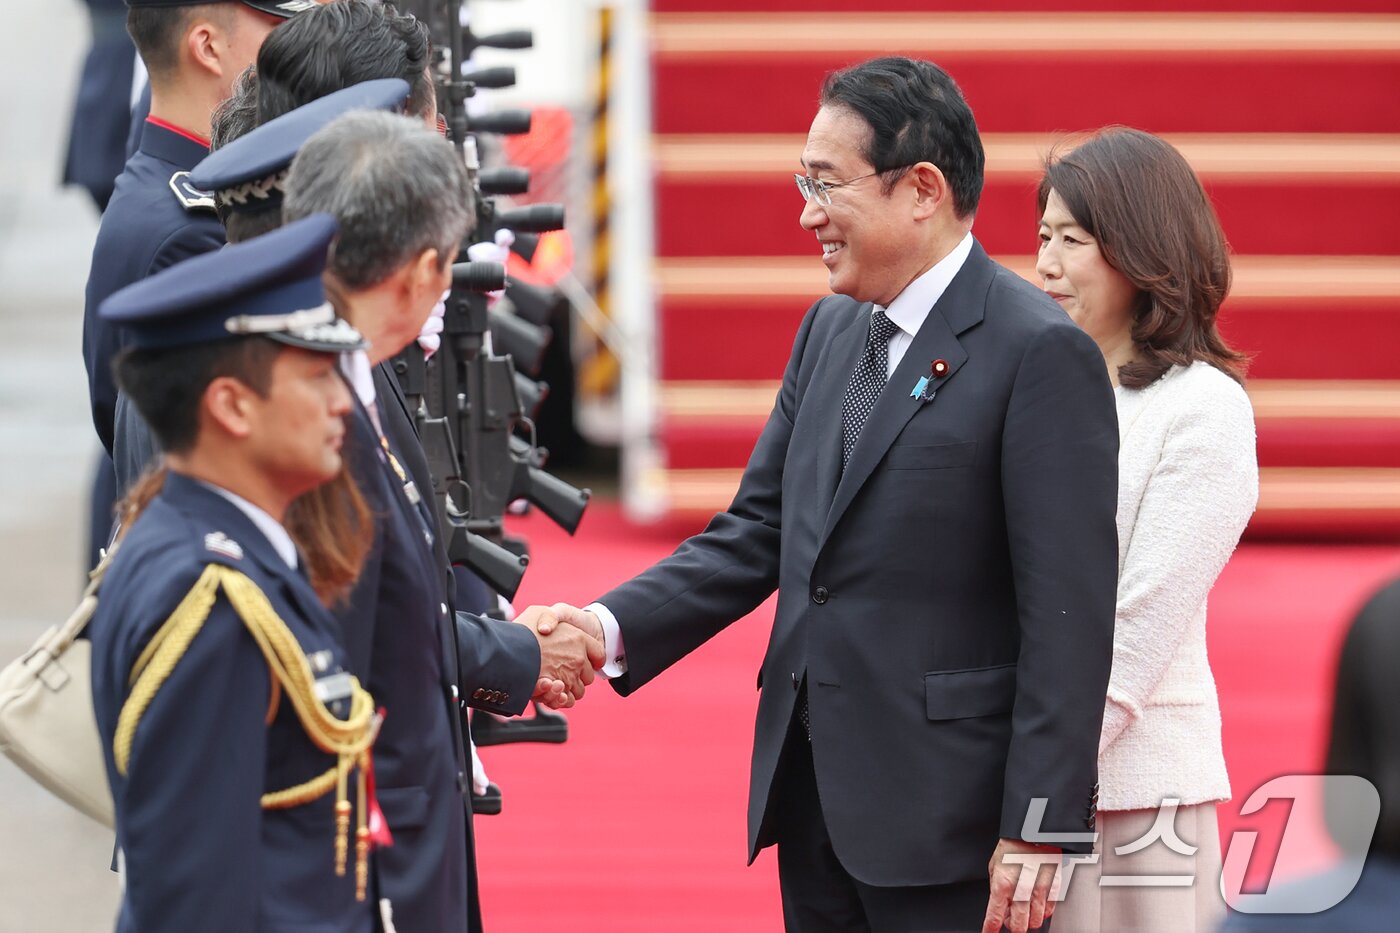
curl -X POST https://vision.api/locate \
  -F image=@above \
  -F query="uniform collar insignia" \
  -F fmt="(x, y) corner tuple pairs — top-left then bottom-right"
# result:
(169, 171), (217, 213)
(204, 531), (244, 560)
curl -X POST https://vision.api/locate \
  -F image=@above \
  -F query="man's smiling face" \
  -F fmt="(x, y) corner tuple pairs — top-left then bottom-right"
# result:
(798, 106), (917, 307)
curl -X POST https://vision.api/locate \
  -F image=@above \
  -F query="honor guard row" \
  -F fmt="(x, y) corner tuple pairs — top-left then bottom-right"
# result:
(159, 68), (599, 932)
(81, 2), (608, 928)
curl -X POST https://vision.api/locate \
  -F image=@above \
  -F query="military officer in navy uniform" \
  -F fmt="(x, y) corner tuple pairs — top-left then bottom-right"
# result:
(81, 0), (312, 493)
(90, 214), (383, 933)
(186, 88), (603, 932)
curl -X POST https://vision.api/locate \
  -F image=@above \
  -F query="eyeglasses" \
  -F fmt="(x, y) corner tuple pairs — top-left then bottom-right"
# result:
(793, 166), (910, 206)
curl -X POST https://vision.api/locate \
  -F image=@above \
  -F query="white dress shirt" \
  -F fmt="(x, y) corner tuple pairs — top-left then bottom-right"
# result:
(878, 231), (973, 377)
(341, 349), (380, 432)
(589, 233), (976, 678)
(203, 481), (299, 570)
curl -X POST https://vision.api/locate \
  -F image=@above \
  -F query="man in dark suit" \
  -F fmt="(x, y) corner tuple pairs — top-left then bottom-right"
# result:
(546, 57), (1119, 933)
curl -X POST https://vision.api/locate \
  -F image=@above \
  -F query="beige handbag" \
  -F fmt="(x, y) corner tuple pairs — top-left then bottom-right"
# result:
(0, 548), (116, 827)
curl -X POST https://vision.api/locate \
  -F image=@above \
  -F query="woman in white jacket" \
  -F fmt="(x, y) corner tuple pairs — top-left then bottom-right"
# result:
(1034, 127), (1258, 932)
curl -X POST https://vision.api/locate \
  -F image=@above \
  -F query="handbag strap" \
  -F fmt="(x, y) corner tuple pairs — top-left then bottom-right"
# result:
(41, 543), (122, 656)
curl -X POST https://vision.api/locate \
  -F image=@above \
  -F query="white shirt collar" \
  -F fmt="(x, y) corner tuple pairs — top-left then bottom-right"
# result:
(876, 232), (975, 337)
(201, 481), (299, 570)
(340, 350), (377, 410)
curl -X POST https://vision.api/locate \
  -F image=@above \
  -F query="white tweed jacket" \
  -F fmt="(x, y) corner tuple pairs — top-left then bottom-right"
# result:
(1098, 361), (1258, 812)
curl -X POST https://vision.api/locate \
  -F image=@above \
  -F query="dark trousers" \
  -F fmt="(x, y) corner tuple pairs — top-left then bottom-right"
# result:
(770, 700), (1027, 933)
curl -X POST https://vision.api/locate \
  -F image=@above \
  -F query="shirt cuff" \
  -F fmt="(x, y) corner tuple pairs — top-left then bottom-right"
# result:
(585, 602), (627, 679)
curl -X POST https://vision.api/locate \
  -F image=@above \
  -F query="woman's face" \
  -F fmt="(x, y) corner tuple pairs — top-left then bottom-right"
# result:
(1036, 189), (1139, 347)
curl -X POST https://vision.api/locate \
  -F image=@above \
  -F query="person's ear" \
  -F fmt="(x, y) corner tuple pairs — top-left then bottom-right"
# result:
(185, 20), (224, 79)
(908, 162), (950, 221)
(203, 376), (257, 440)
(411, 247), (450, 297)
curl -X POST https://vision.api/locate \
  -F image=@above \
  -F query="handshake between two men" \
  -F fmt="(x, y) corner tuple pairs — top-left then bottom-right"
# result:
(513, 604), (606, 709)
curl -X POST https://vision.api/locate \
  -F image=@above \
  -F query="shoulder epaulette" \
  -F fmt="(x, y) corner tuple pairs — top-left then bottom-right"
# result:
(168, 171), (217, 213)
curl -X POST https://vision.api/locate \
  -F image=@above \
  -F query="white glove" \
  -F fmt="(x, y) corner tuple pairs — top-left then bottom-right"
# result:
(469, 737), (491, 797)
(417, 288), (450, 359)
(465, 228), (515, 303)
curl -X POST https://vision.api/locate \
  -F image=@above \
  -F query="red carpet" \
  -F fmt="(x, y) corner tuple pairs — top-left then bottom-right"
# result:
(471, 502), (1400, 931)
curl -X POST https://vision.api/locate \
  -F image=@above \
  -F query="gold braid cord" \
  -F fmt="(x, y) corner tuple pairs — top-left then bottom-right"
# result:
(113, 564), (378, 901)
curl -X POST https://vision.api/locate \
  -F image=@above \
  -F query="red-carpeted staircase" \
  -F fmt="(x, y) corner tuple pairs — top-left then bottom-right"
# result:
(643, 1), (1400, 539)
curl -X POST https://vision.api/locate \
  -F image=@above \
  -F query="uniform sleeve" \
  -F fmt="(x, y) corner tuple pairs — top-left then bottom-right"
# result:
(118, 593), (270, 933)
(1100, 381), (1258, 751)
(148, 215), (226, 274)
(83, 267), (124, 454)
(997, 319), (1120, 851)
(82, 216), (225, 453)
(596, 300), (822, 694)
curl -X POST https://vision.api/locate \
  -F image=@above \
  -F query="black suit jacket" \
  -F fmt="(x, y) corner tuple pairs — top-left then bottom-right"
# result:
(600, 243), (1118, 886)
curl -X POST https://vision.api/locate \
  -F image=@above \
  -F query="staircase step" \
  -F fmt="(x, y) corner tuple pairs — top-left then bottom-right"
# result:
(656, 255), (1400, 301)
(1258, 419), (1400, 468)
(656, 379), (1400, 469)
(656, 1), (1400, 12)
(652, 15), (1400, 134)
(655, 134), (1400, 258)
(660, 298), (1400, 382)
(638, 463), (1400, 540)
(655, 257), (1400, 381)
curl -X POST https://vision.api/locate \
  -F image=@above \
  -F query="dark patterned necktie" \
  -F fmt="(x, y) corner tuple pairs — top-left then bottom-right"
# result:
(840, 308), (901, 469)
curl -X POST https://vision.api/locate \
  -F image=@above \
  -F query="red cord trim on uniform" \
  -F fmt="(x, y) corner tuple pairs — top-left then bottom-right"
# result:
(146, 116), (211, 149)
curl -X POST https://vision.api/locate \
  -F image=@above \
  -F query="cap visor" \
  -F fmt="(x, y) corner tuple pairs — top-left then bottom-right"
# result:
(241, 1), (318, 19)
(265, 329), (368, 354)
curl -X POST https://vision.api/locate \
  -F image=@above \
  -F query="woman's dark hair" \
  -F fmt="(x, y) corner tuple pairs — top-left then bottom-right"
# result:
(819, 56), (985, 219)
(211, 66), (260, 153)
(119, 465), (372, 607)
(254, 0), (434, 122)
(1038, 128), (1247, 389)
(113, 336), (281, 455)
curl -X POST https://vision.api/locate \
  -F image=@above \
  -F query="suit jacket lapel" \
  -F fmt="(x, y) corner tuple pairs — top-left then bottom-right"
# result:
(811, 309), (873, 521)
(819, 244), (994, 549)
(373, 363), (418, 441)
